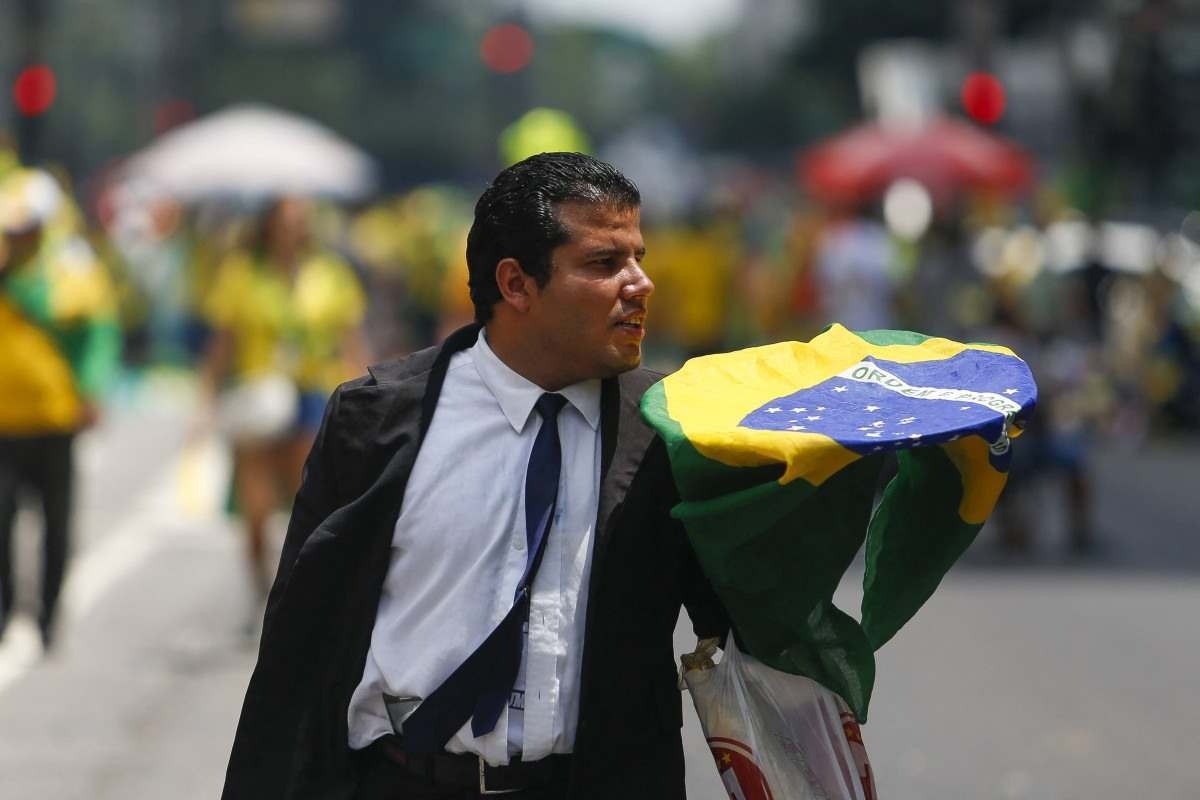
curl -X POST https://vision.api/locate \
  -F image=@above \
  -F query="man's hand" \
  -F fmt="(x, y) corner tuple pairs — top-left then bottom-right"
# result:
(680, 636), (722, 675)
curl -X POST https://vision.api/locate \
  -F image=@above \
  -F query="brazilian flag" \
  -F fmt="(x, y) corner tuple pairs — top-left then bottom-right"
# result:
(641, 324), (1037, 722)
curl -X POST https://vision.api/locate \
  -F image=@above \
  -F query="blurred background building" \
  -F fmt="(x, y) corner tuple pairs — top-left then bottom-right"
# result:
(0, 0), (1193, 201)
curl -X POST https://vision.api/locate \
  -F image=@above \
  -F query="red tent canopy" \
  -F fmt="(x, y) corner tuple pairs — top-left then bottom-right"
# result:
(798, 116), (1034, 207)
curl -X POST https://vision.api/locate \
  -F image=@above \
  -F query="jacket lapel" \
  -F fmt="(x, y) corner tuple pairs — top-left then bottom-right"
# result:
(589, 370), (658, 590)
(327, 325), (483, 752)
(339, 332), (656, 612)
(330, 324), (482, 507)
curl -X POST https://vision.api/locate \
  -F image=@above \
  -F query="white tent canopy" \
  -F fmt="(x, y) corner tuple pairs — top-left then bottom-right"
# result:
(121, 103), (378, 202)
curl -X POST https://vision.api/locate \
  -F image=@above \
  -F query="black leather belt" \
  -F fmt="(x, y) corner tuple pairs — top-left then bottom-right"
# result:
(367, 735), (569, 795)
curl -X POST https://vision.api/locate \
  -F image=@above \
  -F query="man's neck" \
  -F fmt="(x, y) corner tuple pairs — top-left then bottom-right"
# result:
(482, 323), (570, 392)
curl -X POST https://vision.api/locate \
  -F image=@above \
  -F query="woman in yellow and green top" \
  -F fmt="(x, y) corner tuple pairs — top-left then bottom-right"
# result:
(199, 197), (369, 610)
(0, 168), (120, 649)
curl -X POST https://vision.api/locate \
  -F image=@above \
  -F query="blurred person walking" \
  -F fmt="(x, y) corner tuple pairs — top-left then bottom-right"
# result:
(812, 204), (898, 333)
(0, 168), (120, 650)
(106, 191), (213, 367)
(982, 273), (1109, 555)
(197, 197), (369, 624)
(643, 214), (736, 358)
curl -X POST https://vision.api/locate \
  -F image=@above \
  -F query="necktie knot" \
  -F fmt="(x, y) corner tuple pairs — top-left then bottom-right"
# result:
(535, 392), (567, 421)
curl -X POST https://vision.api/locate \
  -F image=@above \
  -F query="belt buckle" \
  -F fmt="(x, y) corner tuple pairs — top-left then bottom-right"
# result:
(479, 756), (522, 795)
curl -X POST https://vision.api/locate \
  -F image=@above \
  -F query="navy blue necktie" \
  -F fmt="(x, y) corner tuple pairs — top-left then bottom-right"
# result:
(399, 392), (568, 752)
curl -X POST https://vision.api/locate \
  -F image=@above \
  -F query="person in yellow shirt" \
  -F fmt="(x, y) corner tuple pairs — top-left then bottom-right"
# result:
(0, 168), (120, 650)
(642, 218), (737, 358)
(198, 197), (369, 614)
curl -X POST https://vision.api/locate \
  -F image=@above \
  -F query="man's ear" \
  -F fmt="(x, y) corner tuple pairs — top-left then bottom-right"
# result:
(495, 257), (537, 313)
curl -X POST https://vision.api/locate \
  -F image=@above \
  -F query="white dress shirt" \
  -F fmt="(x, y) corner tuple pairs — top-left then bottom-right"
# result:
(347, 330), (601, 766)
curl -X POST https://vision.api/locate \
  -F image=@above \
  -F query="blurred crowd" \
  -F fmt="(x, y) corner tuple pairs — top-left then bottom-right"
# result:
(2, 128), (1199, 636)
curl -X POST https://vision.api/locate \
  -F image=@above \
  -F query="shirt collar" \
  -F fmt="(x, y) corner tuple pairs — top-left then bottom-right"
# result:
(471, 329), (601, 433)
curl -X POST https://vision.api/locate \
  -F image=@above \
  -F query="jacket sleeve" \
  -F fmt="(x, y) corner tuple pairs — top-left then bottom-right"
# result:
(222, 383), (349, 800)
(661, 455), (729, 641)
(261, 383), (346, 635)
(677, 515), (730, 640)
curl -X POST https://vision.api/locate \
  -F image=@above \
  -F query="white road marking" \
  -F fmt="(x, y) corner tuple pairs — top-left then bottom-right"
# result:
(0, 618), (41, 691)
(0, 437), (230, 696)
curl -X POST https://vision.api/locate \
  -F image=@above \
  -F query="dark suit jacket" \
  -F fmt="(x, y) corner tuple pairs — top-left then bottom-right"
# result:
(222, 324), (728, 799)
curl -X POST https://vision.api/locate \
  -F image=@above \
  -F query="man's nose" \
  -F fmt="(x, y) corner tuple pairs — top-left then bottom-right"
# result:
(622, 262), (655, 301)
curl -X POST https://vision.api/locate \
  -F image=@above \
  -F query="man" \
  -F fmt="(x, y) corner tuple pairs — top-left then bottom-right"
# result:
(223, 152), (728, 799)
(0, 167), (120, 650)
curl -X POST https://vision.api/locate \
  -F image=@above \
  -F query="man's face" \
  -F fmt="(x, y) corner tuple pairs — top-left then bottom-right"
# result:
(526, 201), (653, 387)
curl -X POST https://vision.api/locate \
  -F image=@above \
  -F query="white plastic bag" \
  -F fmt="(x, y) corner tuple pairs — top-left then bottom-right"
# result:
(683, 637), (877, 800)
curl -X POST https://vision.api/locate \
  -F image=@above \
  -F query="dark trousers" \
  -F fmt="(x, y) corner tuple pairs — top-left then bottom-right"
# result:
(0, 433), (75, 641)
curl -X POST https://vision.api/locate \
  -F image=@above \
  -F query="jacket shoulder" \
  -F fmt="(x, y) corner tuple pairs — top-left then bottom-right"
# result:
(619, 366), (667, 400)
(354, 323), (481, 389)
(321, 342), (439, 404)
(361, 344), (441, 386)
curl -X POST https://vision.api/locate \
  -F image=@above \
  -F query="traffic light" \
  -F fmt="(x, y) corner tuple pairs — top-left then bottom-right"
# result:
(480, 24), (534, 75)
(12, 65), (57, 116)
(960, 71), (1005, 125)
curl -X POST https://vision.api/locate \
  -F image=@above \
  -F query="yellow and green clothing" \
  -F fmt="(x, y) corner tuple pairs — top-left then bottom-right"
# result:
(642, 223), (737, 354)
(203, 249), (366, 397)
(0, 238), (121, 434)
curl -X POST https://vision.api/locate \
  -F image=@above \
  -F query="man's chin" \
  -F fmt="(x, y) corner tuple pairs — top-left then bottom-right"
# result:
(605, 345), (643, 376)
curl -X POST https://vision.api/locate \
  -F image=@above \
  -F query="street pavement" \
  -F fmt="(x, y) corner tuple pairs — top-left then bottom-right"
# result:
(1, 379), (1197, 799)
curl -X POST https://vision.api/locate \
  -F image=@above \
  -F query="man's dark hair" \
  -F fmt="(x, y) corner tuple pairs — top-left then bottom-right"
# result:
(466, 152), (640, 323)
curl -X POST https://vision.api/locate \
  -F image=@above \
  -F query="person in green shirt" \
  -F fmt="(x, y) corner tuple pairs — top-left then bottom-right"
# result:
(0, 168), (120, 650)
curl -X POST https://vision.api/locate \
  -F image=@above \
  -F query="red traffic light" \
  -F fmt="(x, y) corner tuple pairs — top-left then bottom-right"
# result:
(961, 72), (1005, 125)
(13, 65), (57, 116)
(480, 24), (534, 75)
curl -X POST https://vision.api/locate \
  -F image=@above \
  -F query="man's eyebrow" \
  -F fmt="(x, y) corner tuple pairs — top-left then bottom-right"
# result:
(583, 245), (647, 258)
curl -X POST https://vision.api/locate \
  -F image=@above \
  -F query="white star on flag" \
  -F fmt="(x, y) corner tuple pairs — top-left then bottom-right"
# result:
(766, 407), (781, 413)
(816, 406), (827, 411)
(806, 415), (822, 421)
(909, 433), (921, 439)
(866, 432), (882, 438)
(898, 417), (917, 424)
(1004, 388), (1019, 395)
(792, 407), (807, 413)
(871, 420), (885, 428)
(865, 405), (880, 412)
(857, 426), (875, 431)
(788, 425), (806, 431)
(959, 406), (972, 411)
(834, 386), (848, 392)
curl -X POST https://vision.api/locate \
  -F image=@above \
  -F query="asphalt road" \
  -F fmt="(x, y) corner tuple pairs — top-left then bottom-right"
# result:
(1, 381), (1197, 799)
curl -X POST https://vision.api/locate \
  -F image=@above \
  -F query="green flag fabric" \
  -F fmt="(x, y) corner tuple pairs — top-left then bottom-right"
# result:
(641, 324), (1037, 721)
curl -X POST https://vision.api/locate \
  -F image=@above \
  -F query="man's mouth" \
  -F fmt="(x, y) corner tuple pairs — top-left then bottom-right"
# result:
(615, 315), (645, 332)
